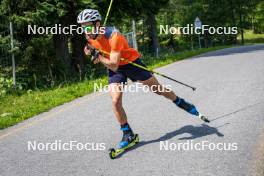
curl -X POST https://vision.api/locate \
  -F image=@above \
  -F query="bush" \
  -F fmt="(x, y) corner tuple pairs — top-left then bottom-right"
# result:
(0, 74), (24, 97)
(0, 76), (13, 97)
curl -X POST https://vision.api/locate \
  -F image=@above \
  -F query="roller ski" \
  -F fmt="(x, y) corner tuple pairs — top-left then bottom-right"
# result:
(174, 96), (210, 123)
(109, 123), (139, 159)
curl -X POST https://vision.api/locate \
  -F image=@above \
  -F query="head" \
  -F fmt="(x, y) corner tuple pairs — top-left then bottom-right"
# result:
(77, 9), (102, 40)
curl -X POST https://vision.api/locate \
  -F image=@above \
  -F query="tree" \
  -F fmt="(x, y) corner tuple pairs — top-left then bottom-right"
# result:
(252, 1), (264, 33)
(0, 0), (97, 87)
(95, 0), (169, 55)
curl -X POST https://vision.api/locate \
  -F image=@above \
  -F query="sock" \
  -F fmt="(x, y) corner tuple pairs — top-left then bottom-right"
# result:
(173, 96), (181, 105)
(173, 96), (199, 116)
(120, 123), (133, 134)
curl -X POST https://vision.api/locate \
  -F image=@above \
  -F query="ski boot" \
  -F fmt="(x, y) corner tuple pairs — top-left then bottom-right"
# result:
(174, 97), (210, 123)
(109, 123), (139, 159)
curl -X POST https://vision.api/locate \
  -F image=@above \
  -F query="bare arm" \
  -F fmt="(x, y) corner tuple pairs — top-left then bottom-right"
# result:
(98, 51), (121, 71)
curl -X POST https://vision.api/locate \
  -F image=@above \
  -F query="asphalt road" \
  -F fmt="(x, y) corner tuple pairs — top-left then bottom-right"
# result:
(1, 44), (264, 176)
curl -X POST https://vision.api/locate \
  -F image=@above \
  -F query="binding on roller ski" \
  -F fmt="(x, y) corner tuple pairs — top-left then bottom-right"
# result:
(77, 0), (210, 159)
(109, 133), (139, 159)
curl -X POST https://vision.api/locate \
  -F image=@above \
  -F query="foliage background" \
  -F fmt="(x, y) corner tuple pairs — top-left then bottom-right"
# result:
(0, 0), (263, 93)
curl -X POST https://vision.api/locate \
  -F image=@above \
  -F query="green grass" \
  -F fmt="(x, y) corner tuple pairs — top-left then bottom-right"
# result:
(0, 44), (253, 129)
(0, 78), (108, 129)
(145, 45), (233, 69)
(238, 30), (264, 44)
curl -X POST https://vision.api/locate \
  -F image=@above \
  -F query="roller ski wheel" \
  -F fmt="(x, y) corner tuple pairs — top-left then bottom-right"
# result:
(109, 134), (139, 159)
(199, 114), (210, 123)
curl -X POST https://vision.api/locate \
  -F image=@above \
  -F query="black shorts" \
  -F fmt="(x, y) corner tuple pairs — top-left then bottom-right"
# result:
(108, 58), (152, 84)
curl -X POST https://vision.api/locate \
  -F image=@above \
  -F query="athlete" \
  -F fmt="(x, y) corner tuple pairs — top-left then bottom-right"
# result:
(77, 9), (210, 149)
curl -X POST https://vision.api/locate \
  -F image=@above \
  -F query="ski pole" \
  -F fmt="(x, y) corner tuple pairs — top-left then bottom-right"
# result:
(103, 0), (114, 26)
(86, 44), (197, 91)
(95, 0), (196, 91)
(123, 58), (196, 91)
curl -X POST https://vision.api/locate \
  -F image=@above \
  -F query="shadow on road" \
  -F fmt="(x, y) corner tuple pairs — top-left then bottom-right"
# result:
(114, 124), (224, 159)
(211, 100), (264, 122)
(193, 44), (264, 58)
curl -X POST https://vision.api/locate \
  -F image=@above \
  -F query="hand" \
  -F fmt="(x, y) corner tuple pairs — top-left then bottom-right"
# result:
(84, 44), (101, 64)
(84, 45), (91, 56)
(91, 48), (100, 62)
(93, 57), (101, 64)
